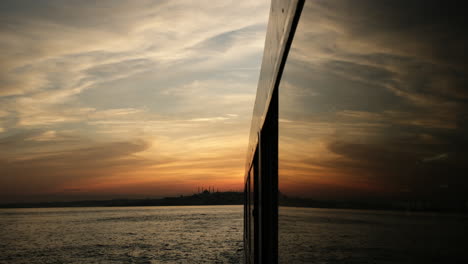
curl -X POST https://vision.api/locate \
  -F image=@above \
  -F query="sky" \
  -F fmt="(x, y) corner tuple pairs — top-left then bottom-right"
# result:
(0, 0), (270, 203)
(278, 0), (468, 202)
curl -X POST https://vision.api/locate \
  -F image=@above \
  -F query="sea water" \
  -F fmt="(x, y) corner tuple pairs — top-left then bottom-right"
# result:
(279, 207), (468, 263)
(0, 205), (243, 264)
(2, 206), (467, 264)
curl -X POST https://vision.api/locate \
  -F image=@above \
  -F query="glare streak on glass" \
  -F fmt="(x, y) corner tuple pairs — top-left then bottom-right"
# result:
(278, 0), (468, 263)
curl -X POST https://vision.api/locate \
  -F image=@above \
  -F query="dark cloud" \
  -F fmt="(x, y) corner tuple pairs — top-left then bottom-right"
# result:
(0, 137), (155, 197)
(305, 0), (468, 67)
(326, 139), (468, 197)
(0, 0), (167, 31)
(289, 0), (468, 112)
(279, 0), (468, 203)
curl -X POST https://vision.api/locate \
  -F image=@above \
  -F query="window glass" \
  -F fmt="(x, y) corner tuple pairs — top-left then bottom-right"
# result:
(279, 1), (468, 263)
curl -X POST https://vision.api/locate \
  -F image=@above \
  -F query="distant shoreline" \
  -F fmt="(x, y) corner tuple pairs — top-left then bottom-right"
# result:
(279, 195), (468, 214)
(0, 191), (243, 209)
(3, 191), (467, 215)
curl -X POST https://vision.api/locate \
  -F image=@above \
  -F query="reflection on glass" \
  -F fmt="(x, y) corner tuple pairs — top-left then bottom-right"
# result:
(249, 168), (255, 262)
(278, 0), (468, 263)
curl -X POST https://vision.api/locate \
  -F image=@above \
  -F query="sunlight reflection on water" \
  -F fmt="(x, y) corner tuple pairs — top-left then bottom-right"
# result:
(0, 205), (243, 264)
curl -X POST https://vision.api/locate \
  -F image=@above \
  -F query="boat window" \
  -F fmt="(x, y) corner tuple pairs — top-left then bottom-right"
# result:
(278, 0), (468, 263)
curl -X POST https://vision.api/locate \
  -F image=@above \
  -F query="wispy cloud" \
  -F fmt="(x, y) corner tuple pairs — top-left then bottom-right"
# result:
(0, 0), (270, 202)
(278, 0), (468, 200)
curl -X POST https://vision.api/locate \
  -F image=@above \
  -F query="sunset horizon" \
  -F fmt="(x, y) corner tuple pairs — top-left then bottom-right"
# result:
(0, 0), (270, 203)
(1, 1), (468, 264)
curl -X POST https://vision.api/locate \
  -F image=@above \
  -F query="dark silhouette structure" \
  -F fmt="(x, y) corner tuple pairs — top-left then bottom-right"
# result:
(0, 191), (243, 208)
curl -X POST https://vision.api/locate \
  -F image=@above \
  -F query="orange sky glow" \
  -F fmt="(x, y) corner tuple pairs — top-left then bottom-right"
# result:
(0, 0), (270, 203)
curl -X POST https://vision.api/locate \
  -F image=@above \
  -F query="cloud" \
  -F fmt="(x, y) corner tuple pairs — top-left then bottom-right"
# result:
(0, 0), (269, 128)
(0, 0), (270, 202)
(0, 138), (154, 195)
(26, 130), (58, 141)
(287, 0), (468, 117)
(189, 117), (230, 122)
(278, 0), (468, 201)
(422, 153), (449, 163)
